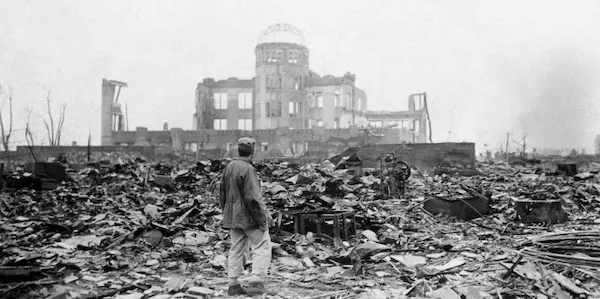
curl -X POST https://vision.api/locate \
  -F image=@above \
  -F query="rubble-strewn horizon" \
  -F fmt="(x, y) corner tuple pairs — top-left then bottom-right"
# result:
(2, 153), (600, 298)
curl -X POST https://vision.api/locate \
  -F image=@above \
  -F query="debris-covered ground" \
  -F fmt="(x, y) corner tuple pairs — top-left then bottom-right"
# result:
(2, 156), (600, 299)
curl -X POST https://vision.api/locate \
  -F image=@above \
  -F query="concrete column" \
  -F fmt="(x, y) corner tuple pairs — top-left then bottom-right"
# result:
(170, 128), (184, 151)
(101, 79), (115, 145)
(134, 127), (150, 146)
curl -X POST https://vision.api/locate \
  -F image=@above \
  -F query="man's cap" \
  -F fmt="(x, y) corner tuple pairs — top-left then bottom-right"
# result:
(237, 137), (256, 151)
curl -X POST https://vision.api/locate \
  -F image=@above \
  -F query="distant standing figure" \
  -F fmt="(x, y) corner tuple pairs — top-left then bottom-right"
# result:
(220, 137), (275, 296)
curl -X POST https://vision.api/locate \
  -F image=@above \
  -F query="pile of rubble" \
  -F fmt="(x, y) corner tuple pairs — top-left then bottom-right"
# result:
(2, 156), (600, 298)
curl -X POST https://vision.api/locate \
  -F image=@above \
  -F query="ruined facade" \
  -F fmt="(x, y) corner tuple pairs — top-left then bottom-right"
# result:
(193, 78), (254, 131)
(101, 24), (431, 158)
(366, 93), (430, 143)
(305, 74), (368, 129)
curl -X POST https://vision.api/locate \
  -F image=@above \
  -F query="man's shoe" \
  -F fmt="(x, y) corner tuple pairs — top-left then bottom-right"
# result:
(228, 284), (247, 296)
(246, 282), (277, 296)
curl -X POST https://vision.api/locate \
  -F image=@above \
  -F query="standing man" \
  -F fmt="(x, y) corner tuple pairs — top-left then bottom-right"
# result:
(220, 137), (275, 296)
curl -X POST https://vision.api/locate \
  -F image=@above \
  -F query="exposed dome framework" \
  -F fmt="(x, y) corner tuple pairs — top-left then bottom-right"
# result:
(258, 23), (306, 46)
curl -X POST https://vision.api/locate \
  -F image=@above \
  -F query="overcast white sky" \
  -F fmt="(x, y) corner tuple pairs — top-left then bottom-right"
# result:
(1, 0), (599, 153)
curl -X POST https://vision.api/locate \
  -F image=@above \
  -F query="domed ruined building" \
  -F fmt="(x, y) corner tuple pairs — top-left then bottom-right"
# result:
(101, 24), (430, 158)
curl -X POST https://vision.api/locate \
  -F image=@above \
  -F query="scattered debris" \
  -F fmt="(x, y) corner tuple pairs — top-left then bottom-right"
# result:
(1, 156), (600, 298)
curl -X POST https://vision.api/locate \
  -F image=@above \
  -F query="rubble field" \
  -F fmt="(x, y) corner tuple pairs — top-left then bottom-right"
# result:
(2, 156), (600, 299)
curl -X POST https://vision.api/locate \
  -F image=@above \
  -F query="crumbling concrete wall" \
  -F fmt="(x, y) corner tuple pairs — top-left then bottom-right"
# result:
(109, 126), (434, 163)
(15, 146), (156, 162)
(336, 142), (476, 170)
(221, 128), (396, 162)
(113, 126), (380, 157)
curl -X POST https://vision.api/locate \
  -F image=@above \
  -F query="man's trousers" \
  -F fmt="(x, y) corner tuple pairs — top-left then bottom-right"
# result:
(228, 228), (272, 282)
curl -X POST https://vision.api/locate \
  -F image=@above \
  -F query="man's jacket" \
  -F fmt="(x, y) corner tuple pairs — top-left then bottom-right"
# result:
(220, 157), (269, 230)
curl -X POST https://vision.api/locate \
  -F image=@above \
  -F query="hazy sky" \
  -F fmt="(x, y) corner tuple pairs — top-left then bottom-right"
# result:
(1, 0), (599, 153)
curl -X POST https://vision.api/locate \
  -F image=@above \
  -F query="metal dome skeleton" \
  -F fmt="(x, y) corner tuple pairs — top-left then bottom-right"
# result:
(258, 23), (306, 46)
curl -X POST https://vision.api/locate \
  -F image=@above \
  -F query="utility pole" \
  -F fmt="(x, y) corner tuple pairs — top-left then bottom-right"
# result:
(505, 132), (510, 160)
(423, 92), (433, 143)
(87, 132), (91, 162)
(125, 102), (129, 131)
(351, 86), (355, 126)
(521, 134), (527, 157)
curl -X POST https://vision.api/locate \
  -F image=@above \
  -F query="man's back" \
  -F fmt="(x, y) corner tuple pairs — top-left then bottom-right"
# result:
(220, 158), (264, 230)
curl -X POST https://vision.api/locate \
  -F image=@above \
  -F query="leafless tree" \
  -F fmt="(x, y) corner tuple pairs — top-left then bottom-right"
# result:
(520, 133), (528, 156)
(25, 108), (37, 161)
(513, 131), (529, 157)
(0, 85), (14, 154)
(43, 91), (66, 146)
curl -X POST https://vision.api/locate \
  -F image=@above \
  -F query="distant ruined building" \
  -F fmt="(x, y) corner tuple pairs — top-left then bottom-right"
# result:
(101, 24), (431, 159)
